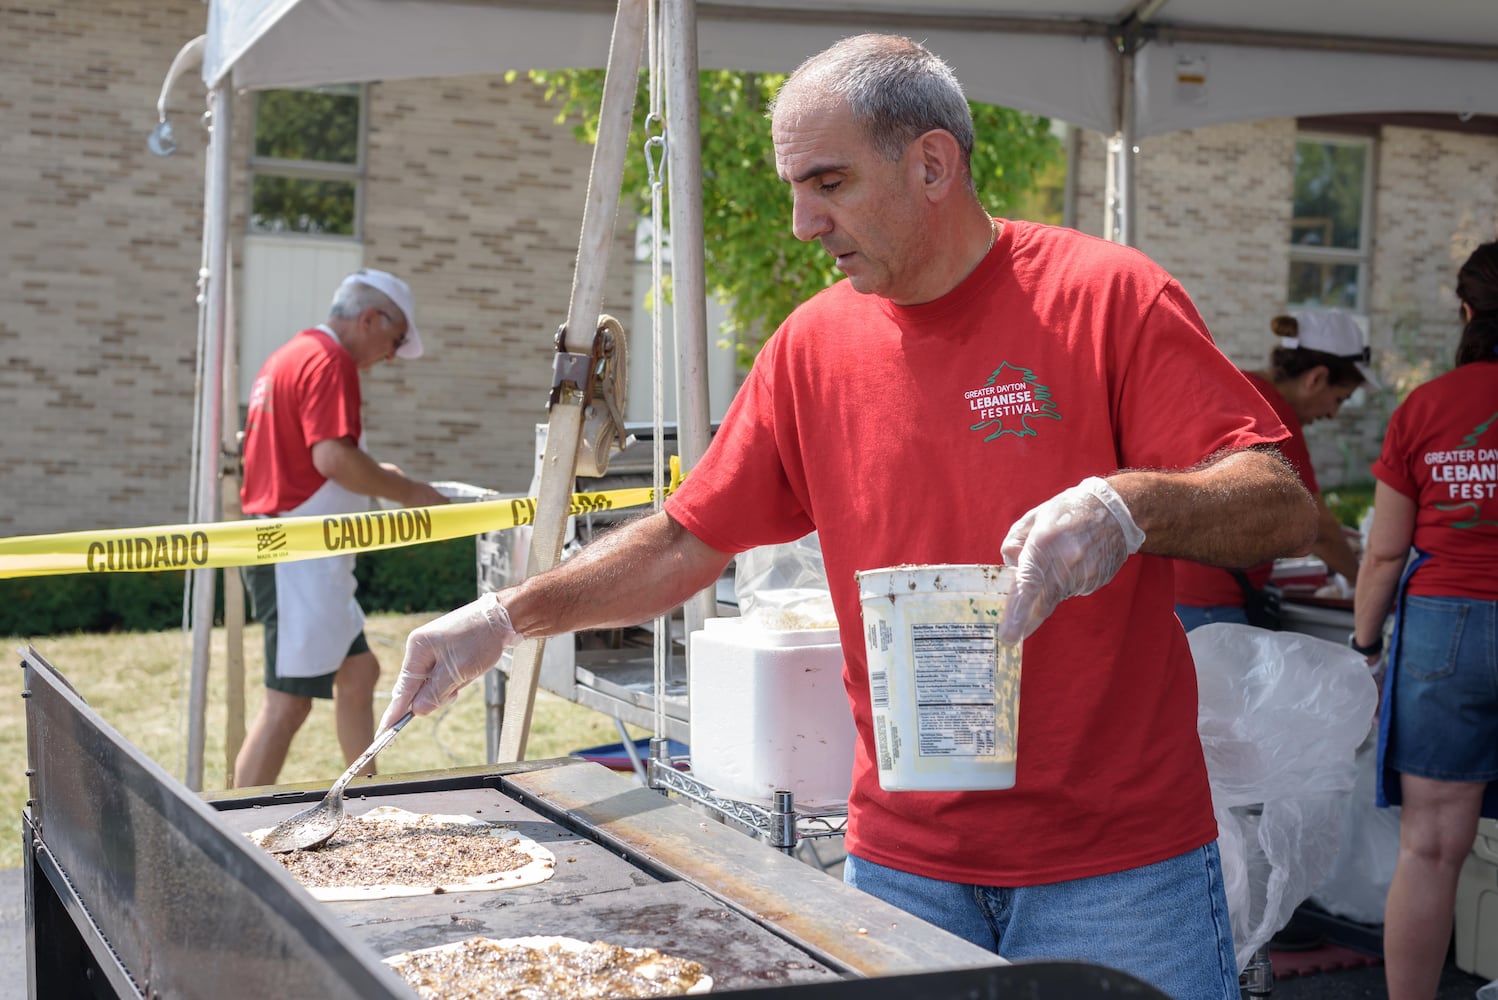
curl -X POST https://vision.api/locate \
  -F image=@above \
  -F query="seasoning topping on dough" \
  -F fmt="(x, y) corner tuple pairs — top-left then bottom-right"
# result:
(249, 806), (556, 900)
(385, 935), (712, 999)
(270, 813), (534, 886)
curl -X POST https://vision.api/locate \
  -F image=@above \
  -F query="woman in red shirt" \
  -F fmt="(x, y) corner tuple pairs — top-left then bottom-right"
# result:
(1354, 241), (1498, 1000)
(1174, 309), (1374, 629)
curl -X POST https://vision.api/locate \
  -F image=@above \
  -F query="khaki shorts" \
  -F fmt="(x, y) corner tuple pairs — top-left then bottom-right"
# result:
(242, 562), (369, 699)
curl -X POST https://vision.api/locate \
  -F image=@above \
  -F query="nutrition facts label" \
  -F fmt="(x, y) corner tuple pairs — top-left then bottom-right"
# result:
(911, 622), (997, 757)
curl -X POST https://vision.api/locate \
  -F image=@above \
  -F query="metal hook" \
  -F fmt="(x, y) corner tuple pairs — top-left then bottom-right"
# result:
(644, 134), (667, 188)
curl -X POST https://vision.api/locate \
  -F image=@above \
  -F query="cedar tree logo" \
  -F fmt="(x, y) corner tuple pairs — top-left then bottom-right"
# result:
(966, 362), (1062, 441)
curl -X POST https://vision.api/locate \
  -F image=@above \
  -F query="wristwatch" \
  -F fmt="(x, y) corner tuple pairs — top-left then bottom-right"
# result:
(1348, 632), (1384, 658)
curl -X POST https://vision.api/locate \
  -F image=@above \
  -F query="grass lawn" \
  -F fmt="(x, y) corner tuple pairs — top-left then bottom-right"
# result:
(3, 612), (644, 870)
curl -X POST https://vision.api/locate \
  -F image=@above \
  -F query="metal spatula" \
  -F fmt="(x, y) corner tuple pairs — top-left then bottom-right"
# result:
(259, 711), (414, 854)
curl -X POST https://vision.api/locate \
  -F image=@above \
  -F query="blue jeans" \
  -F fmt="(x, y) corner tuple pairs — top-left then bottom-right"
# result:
(1175, 604), (1248, 633)
(1388, 594), (1498, 781)
(845, 846), (1239, 1000)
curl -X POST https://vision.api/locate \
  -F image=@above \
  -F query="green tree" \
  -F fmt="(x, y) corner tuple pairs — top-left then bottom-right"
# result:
(522, 70), (1062, 364)
(253, 89), (360, 163)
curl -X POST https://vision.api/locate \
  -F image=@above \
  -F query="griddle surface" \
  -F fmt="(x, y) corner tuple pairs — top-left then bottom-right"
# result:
(215, 782), (843, 992)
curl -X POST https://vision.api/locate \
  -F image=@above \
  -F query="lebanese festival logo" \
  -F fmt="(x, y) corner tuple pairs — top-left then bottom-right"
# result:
(965, 362), (1061, 441)
(1430, 410), (1498, 528)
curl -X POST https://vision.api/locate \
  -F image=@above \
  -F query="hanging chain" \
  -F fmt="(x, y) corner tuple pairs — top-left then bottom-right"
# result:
(645, 0), (670, 747)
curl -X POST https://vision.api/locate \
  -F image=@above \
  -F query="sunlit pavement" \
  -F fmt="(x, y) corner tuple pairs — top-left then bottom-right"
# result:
(0, 868), (22, 1000)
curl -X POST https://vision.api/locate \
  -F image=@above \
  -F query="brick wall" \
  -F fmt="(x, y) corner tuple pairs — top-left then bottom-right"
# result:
(2, 0), (631, 537)
(1073, 119), (1498, 488)
(341, 75), (634, 501)
(1371, 126), (1498, 366)
(7, 0), (1498, 536)
(2, 1), (209, 536)
(1073, 119), (1298, 363)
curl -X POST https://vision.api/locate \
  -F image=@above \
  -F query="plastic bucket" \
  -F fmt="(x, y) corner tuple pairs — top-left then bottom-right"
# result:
(855, 564), (1021, 792)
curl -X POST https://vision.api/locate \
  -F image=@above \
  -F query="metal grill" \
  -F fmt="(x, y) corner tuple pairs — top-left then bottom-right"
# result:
(21, 645), (1165, 999)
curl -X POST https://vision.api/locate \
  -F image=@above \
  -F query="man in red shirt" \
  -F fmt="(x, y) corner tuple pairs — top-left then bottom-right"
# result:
(236, 268), (447, 787)
(378, 36), (1315, 998)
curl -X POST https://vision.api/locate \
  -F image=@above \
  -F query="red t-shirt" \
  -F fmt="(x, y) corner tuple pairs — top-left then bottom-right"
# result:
(1173, 371), (1309, 606)
(1371, 360), (1498, 599)
(665, 220), (1288, 885)
(240, 327), (362, 516)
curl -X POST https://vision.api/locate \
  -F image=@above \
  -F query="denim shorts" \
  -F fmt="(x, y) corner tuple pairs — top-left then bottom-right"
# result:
(844, 845), (1239, 1000)
(1388, 594), (1498, 782)
(1175, 604), (1249, 632)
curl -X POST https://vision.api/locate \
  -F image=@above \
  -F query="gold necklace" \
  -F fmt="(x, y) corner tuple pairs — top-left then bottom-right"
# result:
(985, 218), (998, 255)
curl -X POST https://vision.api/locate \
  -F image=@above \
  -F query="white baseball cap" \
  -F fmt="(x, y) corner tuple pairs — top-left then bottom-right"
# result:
(338, 268), (423, 359)
(1287, 308), (1379, 389)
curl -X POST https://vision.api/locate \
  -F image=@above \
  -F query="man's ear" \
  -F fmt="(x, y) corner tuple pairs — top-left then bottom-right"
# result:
(913, 129), (963, 202)
(1304, 365), (1330, 391)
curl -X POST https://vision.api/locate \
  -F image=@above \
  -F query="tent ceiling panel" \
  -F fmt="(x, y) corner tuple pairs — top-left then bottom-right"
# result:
(685, 0), (1493, 49)
(207, 0), (619, 91)
(205, 0), (1498, 137)
(695, 20), (1118, 134)
(1138, 0), (1498, 49)
(1136, 41), (1498, 138)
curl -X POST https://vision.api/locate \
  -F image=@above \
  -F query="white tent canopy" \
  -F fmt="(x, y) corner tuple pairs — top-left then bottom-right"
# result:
(206, 0), (1498, 138)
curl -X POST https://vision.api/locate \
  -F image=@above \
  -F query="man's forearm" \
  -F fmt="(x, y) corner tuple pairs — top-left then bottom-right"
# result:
(312, 438), (428, 505)
(501, 511), (732, 639)
(1110, 448), (1317, 567)
(1310, 499), (1361, 582)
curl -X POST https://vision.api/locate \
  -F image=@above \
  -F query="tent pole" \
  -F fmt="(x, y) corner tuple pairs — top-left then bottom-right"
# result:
(221, 245), (246, 786)
(664, 0), (715, 656)
(1105, 37), (1138, 247)
(186, 83), (233, 791)
(495, 0), (648, 763)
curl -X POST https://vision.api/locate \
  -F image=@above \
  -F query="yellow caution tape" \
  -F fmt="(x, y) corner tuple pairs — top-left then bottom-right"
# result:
(0, 460), (682, 580)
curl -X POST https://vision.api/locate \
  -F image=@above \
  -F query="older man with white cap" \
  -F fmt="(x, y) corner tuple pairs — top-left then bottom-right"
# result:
(235, 268), (448, 787)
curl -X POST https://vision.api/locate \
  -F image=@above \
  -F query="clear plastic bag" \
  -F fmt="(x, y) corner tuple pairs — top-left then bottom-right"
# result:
(1190, 623), (1379, 970)
(1309, 736), (1401, 924)
(733, 532), (837, 630)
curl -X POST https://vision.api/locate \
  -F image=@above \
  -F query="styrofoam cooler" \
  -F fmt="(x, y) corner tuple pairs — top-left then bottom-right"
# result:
(1455, 818), (1498, 979)
(688, 617), (855, 807)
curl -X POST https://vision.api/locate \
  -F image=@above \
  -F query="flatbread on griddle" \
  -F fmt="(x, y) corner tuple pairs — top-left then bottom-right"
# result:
(383, 935), (713, 998)
(250, 805), (555, 901)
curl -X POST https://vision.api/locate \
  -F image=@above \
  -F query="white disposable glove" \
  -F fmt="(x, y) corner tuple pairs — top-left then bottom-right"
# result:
(380, 592), (524, 729)
(998, 476), (1146, 643)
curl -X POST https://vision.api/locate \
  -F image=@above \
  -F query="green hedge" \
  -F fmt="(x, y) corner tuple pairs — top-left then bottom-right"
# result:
(1324, 481), (1377, 530)
(1, 537), (479, 638)
(354, 536), (476, 614)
